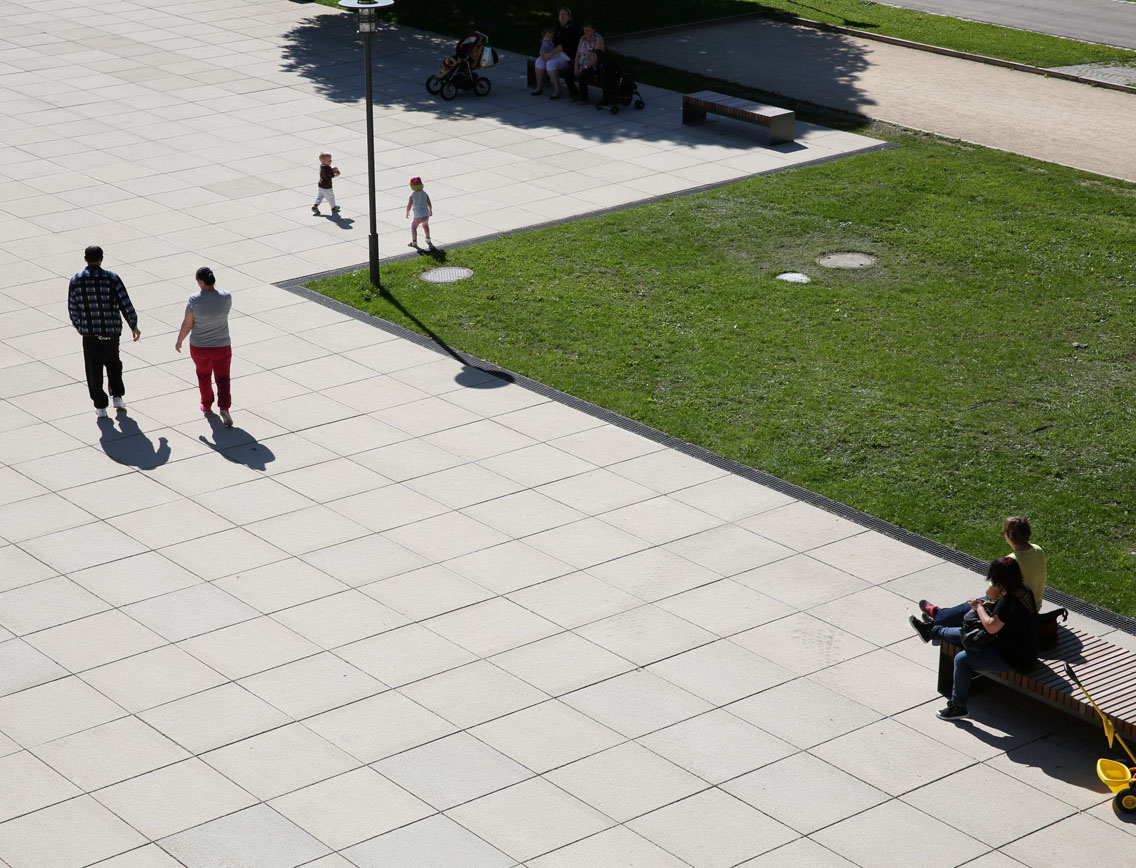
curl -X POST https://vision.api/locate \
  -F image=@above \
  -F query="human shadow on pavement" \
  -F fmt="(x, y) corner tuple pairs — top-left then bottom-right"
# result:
(198, 414), (277, 471)
(279, 14), (873, 144)
(378, 284), (513, 389)
(98, 414), (171, 470)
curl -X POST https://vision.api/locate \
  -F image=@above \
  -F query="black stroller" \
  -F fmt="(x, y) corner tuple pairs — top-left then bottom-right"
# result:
(426, 32), (497, 100)
(594, 51), (645, 114)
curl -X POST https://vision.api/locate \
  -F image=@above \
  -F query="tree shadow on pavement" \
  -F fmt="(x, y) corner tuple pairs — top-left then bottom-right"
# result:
(278, 13), (874, 143)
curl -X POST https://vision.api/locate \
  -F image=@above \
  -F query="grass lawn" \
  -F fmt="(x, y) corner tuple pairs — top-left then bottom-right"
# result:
(308, 133), (1136, 618)
(313, 0), (1135, 69)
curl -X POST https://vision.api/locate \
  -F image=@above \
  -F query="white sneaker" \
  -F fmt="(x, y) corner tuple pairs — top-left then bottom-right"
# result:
(219, 409), (233, 428)
(96, 407), (108, 418)
(112, 396), (125, 411)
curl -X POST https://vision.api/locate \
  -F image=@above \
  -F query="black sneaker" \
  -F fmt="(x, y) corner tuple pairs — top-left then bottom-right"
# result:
(909, 615), (932, 643)
(919, 599), (939, 622)
(937, 703), (968, 720)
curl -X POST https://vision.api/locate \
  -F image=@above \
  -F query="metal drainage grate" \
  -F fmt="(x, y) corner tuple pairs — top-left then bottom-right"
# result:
(421, 266), (474, 284)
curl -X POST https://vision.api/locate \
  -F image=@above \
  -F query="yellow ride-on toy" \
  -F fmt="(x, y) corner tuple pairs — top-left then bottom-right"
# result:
(1065, 663), (1136, 813)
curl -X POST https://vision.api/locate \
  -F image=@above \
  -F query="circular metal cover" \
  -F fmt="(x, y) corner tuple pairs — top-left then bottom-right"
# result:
(420, 267), (474, 284)
(817, 252), (877, 268)
(775, 272), (811, 283)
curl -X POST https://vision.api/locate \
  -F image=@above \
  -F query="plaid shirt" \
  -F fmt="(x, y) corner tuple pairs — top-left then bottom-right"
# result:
(68, 266), (138, 336)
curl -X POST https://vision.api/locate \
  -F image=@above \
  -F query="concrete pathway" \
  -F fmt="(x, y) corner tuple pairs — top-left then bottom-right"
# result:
(2, 1), (1136, 868)
(614, 18), (1136, 183)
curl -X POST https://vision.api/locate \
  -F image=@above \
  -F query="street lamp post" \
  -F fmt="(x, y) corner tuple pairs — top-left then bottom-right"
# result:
(338, 0), (394, 287)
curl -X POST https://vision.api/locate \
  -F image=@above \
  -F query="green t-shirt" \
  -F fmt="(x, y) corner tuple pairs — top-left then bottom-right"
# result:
(1011, 544), (1046, 612)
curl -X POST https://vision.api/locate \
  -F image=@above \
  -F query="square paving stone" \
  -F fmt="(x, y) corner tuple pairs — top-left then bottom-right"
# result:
(334, 623), (477, 687)
(398, 660), (549, 729)
(373, 731), (531, 811)
(425, 597), (561, 658)
(305, 690), (456, 763)
(158, 804), (330, 868)
(271, 590), (408, 649)
(525, 825), (688, 868)
(0, 751), (80, 824)
(361, 564), (493, 620)
(138, 683), (291, 754)
(902, 763), (1075, 847)
(342, 813), (515, 868)
(639, 708), (796, 784)
(92, 758), (257, 839)
(177, 615), (321, 680)
(724, 752), (888, 835)
(628, 788), (799, 868)
(269, 767), (434, 850)
(654, 579), (797, 637)
(31, 715), (189, 791)
(202, 723), (360, 801)
(239, 652), (384, 720)
(470, 699), (625, 774)
(80, 644), (226, 713)
(562, 670), (711, 738)
(0, 796), (146, 868)
(0, 638), (66, 696)
(647, 640), (796, 706)
(545, 742), (706, 822)
(444, 540), (574, 595)
(809, 532), (943, 584)
(490, 632), (635, 697)
(810, 718), (975, 796)
(731, 613), (876, 677)
(727, 677), (881, 749)
(811, 800), (987, 868)
(445, 776), (613, 863)
(735, 554), (872, 610)
(0, 676), (126, 747)
(507, 571), (642, 629)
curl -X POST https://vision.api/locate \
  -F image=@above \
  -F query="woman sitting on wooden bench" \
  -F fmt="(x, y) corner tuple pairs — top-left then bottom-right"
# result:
(910, 557), (1039, 721)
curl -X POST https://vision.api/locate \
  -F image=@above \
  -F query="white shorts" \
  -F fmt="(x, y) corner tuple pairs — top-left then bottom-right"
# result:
(535, 54), (569, 73)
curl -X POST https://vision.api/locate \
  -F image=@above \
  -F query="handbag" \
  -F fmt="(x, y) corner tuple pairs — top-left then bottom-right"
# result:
(1037, 607), (1068, 651)
(960, 603), (998, 651)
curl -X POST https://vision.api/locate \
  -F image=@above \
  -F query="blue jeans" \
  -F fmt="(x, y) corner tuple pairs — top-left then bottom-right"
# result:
(932, 600), (976, 628)
(932, 626), (1014, 708)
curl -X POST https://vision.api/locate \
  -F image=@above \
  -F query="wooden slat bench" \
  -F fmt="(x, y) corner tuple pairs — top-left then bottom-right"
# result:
(938, 624), (1136, 738)
(682, 90), (795, 145)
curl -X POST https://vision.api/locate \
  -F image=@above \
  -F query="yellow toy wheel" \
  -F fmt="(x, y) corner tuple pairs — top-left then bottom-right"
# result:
(1116, 786), (1136, 814)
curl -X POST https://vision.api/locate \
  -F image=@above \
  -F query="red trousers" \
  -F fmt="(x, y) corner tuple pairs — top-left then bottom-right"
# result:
(190, 344), (232, 410)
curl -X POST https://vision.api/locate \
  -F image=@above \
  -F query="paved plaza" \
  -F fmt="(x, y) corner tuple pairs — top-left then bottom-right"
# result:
(2, 1), (1136, 867)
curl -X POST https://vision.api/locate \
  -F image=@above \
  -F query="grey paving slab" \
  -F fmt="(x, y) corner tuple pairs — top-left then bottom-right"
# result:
(1, 2), (1130, 868)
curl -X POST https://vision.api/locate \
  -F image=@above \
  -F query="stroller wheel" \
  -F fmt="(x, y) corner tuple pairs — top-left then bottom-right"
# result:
(1117, 786), (1136, 814)
(634, 99), (645, 110)
(474, 77), (491, 96)
(595, 103), (604, 111)
(441, 81), (457, 100)
(426, 75), (442, 95)
(610, 105), (619, 114)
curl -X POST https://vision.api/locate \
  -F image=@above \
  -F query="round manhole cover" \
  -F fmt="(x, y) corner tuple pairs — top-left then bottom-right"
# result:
(421, 266), (474, 284)
(775, 272), (811, 283)
(817, 252), (877, 269)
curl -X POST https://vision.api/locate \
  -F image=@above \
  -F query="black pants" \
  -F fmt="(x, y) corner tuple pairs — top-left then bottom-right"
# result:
(82, 335), (124, 409)
(576, 67), (598, 102)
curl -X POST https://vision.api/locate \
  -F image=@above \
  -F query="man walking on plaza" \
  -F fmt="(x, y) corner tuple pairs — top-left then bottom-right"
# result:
(68, 245), (140, 417)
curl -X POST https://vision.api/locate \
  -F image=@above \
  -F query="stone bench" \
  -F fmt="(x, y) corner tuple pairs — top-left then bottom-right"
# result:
(682, 90), (795, 145)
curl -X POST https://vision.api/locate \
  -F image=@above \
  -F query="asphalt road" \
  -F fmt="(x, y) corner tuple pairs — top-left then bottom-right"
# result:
(879, 0), (1136, 51)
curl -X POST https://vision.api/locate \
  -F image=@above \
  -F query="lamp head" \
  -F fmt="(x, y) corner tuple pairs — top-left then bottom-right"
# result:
(338, 0), (393, 33)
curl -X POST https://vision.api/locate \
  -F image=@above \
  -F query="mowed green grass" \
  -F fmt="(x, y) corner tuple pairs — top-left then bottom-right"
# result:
(310, 135), (1136, 617)
(317, 0), (1135, 69)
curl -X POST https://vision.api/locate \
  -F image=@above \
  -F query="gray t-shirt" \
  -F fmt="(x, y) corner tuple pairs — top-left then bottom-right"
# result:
(186, 289), (232, 347)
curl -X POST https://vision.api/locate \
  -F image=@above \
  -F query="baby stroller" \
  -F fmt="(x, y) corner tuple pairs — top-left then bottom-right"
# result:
(594, 52), (645, 115)
(426, 31), (497, 100)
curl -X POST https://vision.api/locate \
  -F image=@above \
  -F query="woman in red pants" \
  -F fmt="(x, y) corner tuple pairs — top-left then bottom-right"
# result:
(176, 266), (233, 427)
